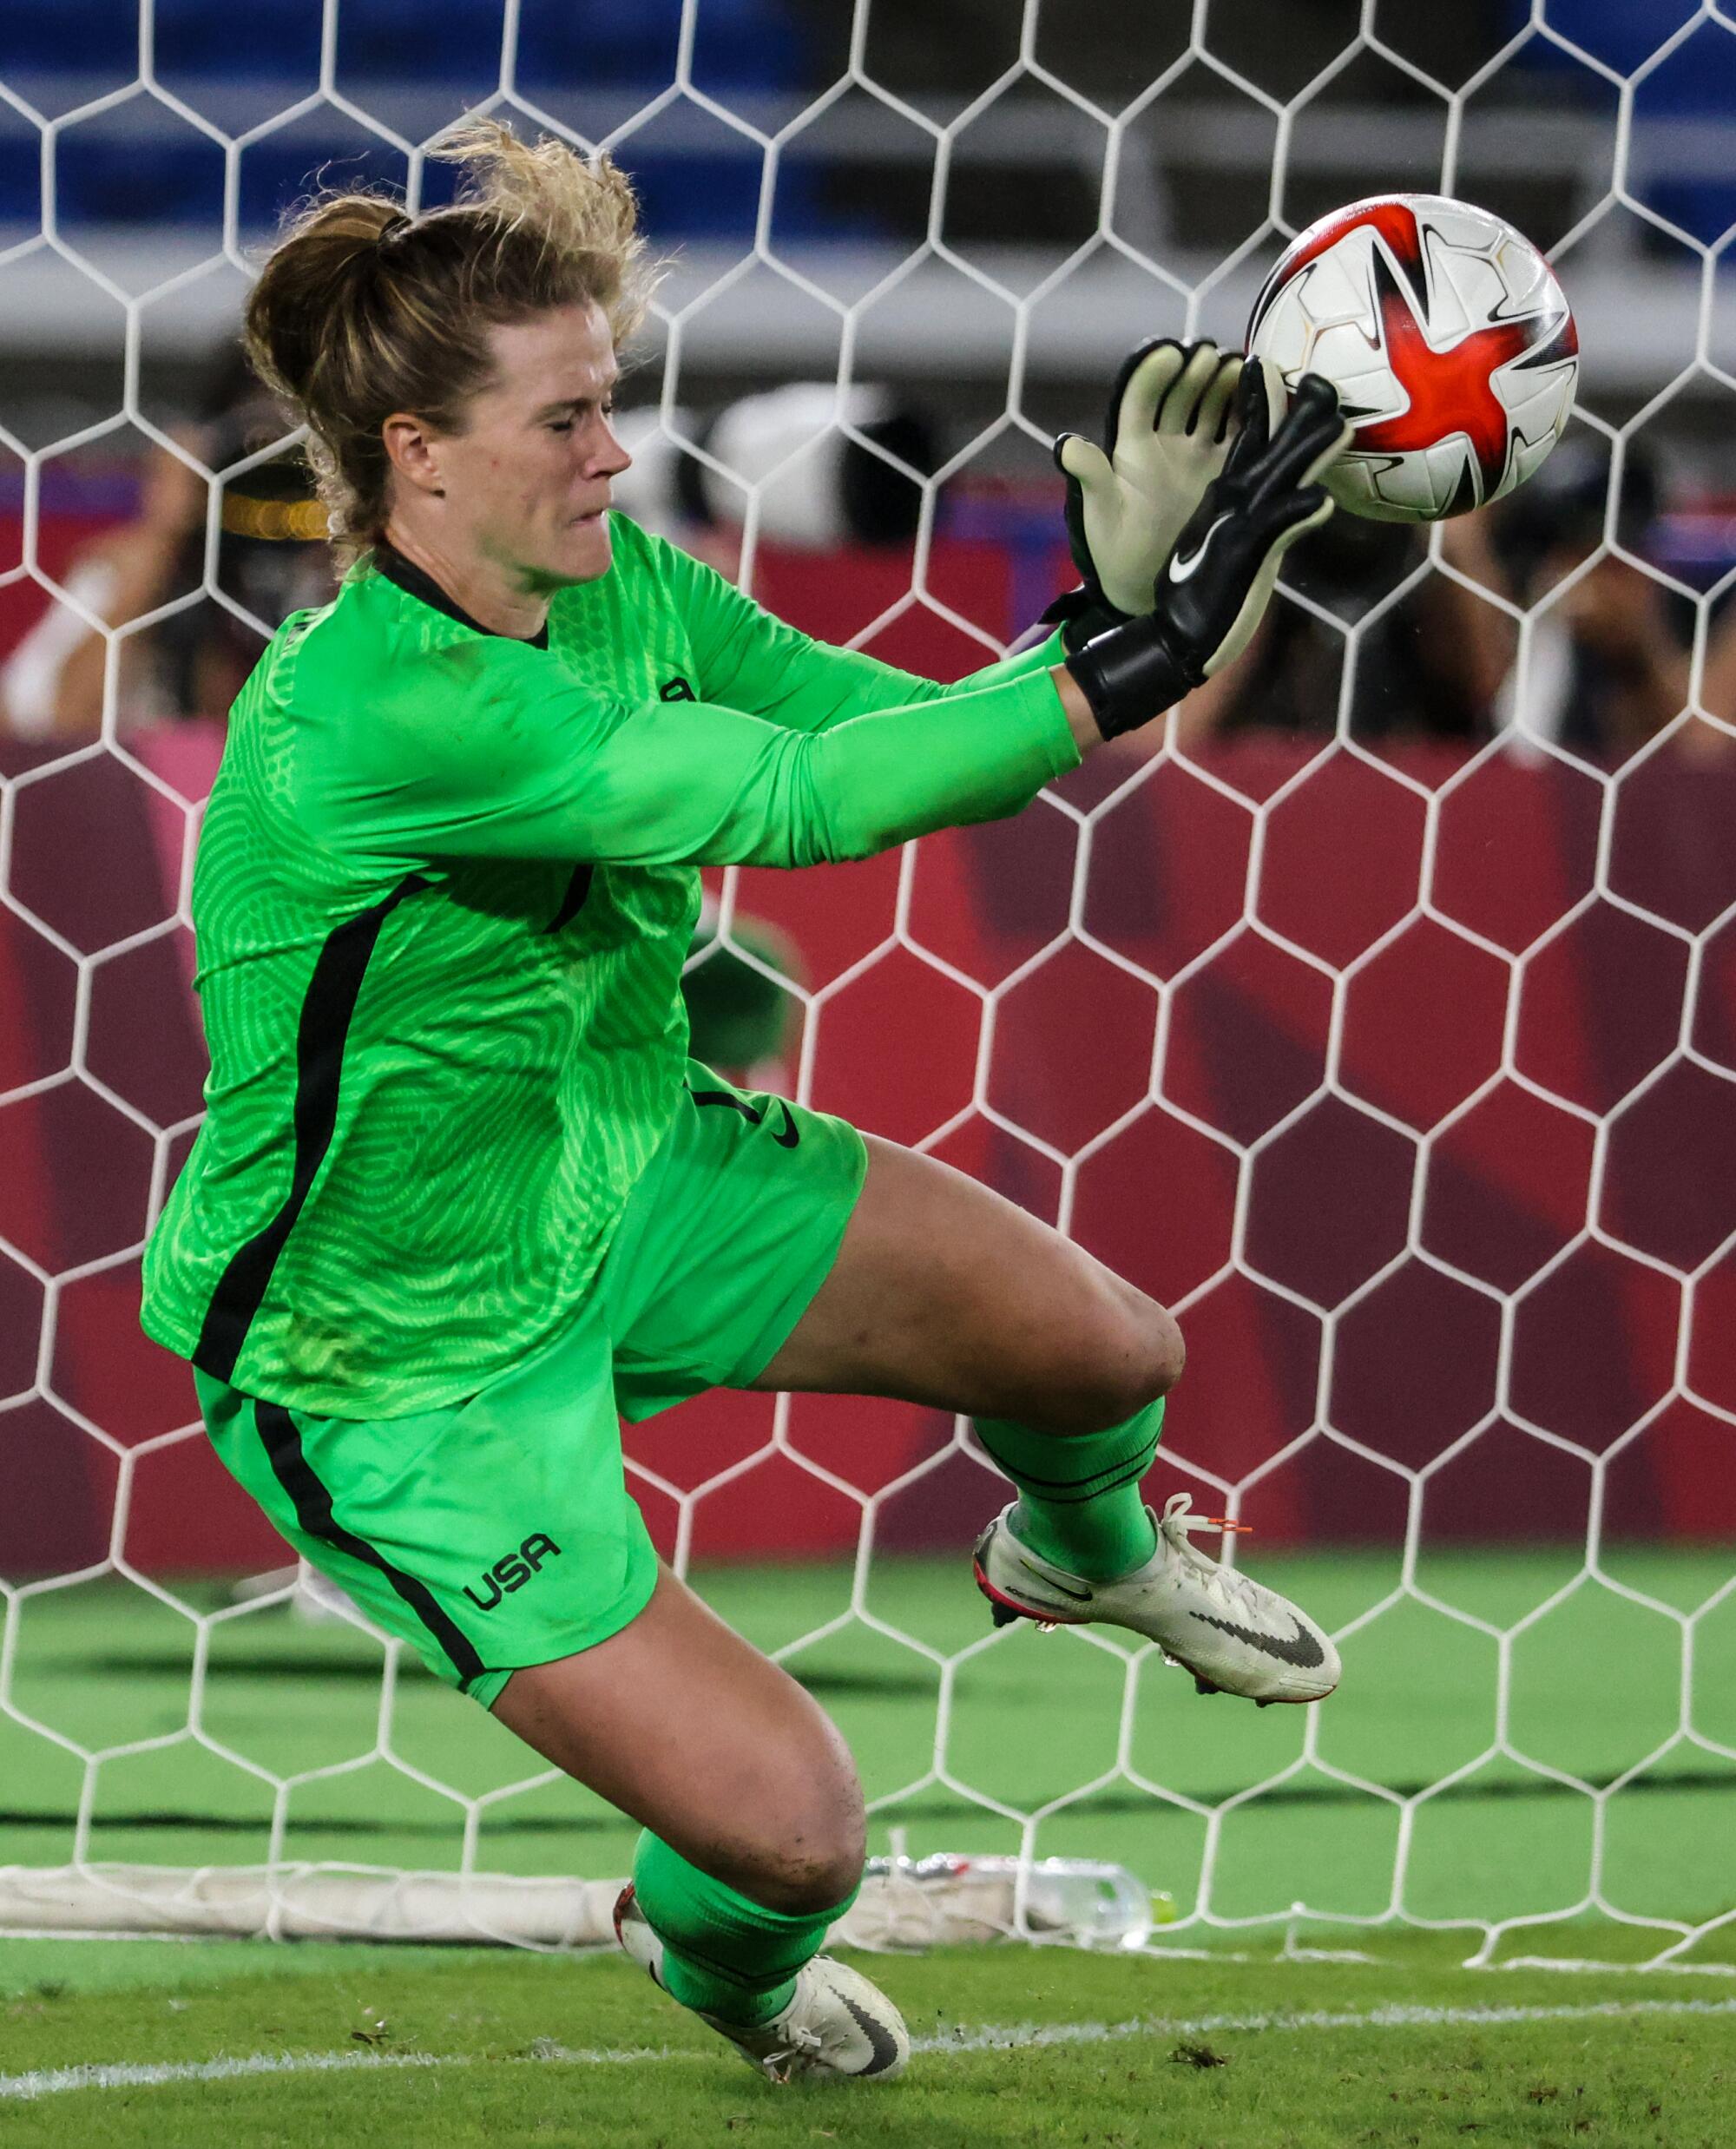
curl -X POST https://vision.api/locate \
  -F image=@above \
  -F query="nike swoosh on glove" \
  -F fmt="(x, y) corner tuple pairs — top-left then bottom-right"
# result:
(1064, 368), (1352, 739)
(1043, 338), (1277, 648)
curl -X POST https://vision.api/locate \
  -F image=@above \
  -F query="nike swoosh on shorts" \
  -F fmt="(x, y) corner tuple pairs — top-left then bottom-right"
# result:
(688, 1085), (800, 1147)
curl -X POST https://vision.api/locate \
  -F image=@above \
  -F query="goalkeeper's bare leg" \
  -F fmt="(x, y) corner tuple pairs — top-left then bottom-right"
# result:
(755, 1135), (1339, 1705)
(493, 1565), (909, 2080)
(755, 1132), (1183, 1430)
(488, 1133), (1180, 2084)
(492, 1134), (1330, 2080)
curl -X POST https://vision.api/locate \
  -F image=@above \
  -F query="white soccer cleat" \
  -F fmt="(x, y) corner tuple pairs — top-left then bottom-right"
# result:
(613, 1883), (909, 2084)
(971, 1491), (1340, 1705)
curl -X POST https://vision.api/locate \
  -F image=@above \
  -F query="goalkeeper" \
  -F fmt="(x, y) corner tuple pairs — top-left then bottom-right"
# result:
(141, 123), (1350, 2086)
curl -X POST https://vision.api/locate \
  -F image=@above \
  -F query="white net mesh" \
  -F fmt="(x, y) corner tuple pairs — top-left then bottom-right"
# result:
(1, 1), (1733, 1968)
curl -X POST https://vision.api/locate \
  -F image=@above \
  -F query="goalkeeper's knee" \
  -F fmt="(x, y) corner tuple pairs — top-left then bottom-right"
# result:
(1042, 1288), (1183, 1436)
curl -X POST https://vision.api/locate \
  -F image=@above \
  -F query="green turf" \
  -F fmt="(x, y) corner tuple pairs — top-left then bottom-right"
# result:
(4, 1548), (1733, 1946)
(1, 1932), (1734, 2147)
(3, 1551), (1735, 2145)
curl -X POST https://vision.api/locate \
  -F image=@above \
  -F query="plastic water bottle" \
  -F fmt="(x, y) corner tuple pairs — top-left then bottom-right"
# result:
(852, 1850), (1171, 1951)
(1018, 1856), (1171, 1949)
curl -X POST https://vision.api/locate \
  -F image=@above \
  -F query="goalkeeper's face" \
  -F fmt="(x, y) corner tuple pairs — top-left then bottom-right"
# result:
(416, 300), (631, 589)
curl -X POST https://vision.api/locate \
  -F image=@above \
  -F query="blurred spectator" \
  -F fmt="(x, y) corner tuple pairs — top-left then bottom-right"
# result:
(1163, 507), (1508, 752)
(0, 348), (331, 745)
(0, 340), (814, 1083)
(1475, 437), (1691, 758)
(609, 382), (934, 1085)
(1155, 436), (1736, 765)
(609, 383), (930, 580)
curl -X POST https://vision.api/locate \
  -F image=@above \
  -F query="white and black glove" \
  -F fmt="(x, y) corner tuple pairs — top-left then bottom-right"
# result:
(1066, 370), (1351, 739)
(1044, 338), (1279, 649)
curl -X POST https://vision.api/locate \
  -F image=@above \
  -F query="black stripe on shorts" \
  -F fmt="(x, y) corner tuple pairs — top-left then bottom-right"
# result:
(253, 1399), (485, 1685)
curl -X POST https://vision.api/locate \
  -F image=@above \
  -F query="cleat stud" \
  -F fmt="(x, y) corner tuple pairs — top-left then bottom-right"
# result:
(1194, 1675), (1222, 1697)
(990, 1602), (1020, 1629)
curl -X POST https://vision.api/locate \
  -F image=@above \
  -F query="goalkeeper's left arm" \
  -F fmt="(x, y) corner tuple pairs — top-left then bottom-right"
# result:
(654, 339), (1277, 733)
(299, 375), (1344, 875)
(650, 525), (1061, 736)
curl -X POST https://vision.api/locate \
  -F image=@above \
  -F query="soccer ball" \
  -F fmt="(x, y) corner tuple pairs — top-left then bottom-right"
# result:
(1246, 193), (1578, 523)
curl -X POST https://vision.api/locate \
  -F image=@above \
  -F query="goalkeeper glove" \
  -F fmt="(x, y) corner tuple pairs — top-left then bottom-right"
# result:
(1045, 338), (1279, 647)
(1065, 369), (1350, 740)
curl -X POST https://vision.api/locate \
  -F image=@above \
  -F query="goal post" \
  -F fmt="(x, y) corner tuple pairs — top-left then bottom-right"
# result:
(2, 0), (1734, 1970)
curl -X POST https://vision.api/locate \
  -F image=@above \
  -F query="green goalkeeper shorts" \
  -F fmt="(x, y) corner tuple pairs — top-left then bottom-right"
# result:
(193, 1062), (867, 1710)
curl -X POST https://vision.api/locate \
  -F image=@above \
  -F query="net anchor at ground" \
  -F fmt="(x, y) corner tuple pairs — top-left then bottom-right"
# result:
(0, 1855), (1164, 1951)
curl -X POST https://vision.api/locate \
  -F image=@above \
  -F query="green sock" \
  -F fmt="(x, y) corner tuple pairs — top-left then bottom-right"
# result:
(975, 1397), (1165, 1580)
(630, 1831), (858, 2027)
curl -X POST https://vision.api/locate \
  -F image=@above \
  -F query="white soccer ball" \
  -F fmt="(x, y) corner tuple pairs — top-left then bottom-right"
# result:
(1246, 193), (1578, 523)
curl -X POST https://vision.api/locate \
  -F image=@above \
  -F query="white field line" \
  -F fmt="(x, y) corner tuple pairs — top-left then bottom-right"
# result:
(3, 1995), (1735, 2101)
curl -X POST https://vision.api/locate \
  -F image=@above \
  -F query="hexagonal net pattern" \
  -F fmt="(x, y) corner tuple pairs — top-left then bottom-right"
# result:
(1, 2), (1734, 1968)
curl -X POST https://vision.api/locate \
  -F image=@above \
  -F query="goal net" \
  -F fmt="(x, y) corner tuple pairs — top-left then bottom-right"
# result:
(1, 0), (1733, 1969)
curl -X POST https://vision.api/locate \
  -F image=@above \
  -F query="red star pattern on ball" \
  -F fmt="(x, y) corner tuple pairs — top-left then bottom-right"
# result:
(1357, 246), (1574, 495)
(1249, 196), (1427, 339)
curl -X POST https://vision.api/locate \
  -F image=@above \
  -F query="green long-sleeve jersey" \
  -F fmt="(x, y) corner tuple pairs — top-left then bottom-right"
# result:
(140, 515), (1077, 1415)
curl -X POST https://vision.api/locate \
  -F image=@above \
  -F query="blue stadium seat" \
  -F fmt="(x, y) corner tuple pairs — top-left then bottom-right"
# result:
(1505, 1), (1736, 249)
(0, 127), (37, 228)
(0, 0), (141, 75)
(0, 0), (825, 241)
(329, 0), (516, 86)
(53, 128), (227, 229)
(516, 0), (802, 92)
(152, 0), (323, 81)
(0, 0), (806, 93)
(1500, 0), (1700, 75)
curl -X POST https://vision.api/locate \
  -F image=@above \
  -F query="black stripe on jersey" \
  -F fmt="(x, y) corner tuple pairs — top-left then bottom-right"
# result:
(252, 1400), (485, 1683)
(544, 864), (595, 934)
(194, 874), (431, 1383)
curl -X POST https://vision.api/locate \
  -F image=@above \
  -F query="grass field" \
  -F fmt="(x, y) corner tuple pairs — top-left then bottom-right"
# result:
(2, 1932), (1734, 2146)
(4, 1547), (1734, 1935)
(2, 1546), (1734, 2141)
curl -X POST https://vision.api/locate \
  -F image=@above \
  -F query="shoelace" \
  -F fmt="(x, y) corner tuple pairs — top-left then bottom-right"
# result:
(1157, 1492), (1266, 1619)
(759, 2020), (825, 2077)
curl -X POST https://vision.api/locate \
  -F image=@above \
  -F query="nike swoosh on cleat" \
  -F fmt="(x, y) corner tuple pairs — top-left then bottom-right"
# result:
(1189, 1610), (1327, 1668)
(1014, 1555), (1092, 1602)
(840, 1991), (903, 2075)
(974, 1558), (1088, 1627)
